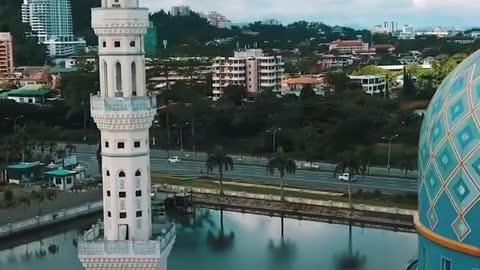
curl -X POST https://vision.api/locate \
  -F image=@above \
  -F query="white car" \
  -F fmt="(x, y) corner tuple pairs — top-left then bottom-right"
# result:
(168, 156), (181, 163)
(338, 173), (356, 182)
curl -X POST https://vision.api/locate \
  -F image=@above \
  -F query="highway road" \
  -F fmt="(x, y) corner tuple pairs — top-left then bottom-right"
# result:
(76, 153), (418, 194)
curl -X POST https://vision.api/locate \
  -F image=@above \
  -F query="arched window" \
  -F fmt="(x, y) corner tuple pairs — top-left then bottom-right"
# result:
(119, 171), (126, 178)
(135, 170), (141, 177)
(115, 62), (122, 93)
(103, 61), (108, 96)
(131, 61), (137, 96)
(106, 170), (110, 177)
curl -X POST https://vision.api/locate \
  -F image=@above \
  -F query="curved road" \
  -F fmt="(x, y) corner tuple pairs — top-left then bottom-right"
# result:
(76, 153), (418, 194)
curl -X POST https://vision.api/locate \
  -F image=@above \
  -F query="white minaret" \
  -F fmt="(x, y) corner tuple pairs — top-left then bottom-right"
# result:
(78, 1), (175, 269)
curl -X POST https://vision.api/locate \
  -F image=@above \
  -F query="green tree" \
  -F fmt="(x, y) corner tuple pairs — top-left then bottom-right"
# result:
(299, 84), (316, 100)
(64, 142), (77, 156)
(399, 149), (417, 177)
(3, 189), (14, 206)
(266, 147), (297, 201)
(334, 150), (366, 209)
(222, 85), (245, 106)
(18, 195), (31, 216)
(205, 146), (234, 195)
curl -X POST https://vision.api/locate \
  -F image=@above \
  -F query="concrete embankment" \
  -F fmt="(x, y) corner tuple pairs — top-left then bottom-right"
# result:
(157, 184), (416, 233)
(0, 201), (102, 239)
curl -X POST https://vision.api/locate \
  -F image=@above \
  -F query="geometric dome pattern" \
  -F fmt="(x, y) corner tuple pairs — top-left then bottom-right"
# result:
(419, 50), (480, 246)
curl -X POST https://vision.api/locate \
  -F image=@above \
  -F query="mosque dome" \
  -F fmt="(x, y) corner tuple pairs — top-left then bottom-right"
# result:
(418, 50), (480, 247)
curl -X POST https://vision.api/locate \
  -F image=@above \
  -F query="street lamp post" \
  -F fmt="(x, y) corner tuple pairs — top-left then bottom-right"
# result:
(174, 122), (189, 152)
(383, 134), (399, 173)
(5, 115), (24, 136)
(267, 128), (282, 153)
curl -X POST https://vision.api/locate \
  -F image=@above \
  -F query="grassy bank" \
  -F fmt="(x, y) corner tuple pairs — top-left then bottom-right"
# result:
(151, 174), (418, 210)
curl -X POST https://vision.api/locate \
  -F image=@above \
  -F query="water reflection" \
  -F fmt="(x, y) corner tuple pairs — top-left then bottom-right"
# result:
(335, 223), (366, 270)
(268, 215), (296, 265)
(206, 209), (235, 252)
(0, 209), (417, 270)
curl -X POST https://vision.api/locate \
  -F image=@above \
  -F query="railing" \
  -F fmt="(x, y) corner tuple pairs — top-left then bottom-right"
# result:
(155, 184), (417, 217)
(0, 201), (103, 238)
(90, 96), (157, 112)
(78, 223), (176, 257)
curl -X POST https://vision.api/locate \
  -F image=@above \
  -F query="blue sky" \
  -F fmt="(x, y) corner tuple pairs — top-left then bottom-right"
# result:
(142, 0), (480, 29)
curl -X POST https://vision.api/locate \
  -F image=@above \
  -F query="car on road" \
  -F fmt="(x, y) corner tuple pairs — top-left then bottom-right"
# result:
(338, 173), (357, 182)
(168, 156), (181, 163)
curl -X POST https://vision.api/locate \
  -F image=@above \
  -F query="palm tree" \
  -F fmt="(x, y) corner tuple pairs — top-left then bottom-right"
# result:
(266, 147), (296, 201)
(64, 142), (77, 156)
(48, 142), (57, 157)
(15, 126), (31, 162)
(1, 136), (16, 164)
(334, 150), (366, 209)
(18, 195), (31, 216)
(205, 146), (234, 195)
(31, 191), (45, 216)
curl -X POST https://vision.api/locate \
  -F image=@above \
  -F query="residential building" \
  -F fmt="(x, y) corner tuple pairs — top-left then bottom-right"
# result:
(170, 5), (191, 16)
(383, 21), (398, 33)
(0, 33), (13, 75)
(21, 0), (86, 57)
(370, 44), (396, 52)
(403, 24), (414, 34)
(349, 75), (386, 95)
(78, 1), (175, 269)
(6, 88), (53, 104)
(207, 11), (232, 30)
(371, 25), (388, 34)
(263, 19), (281, 26)
(318, 54), (354, 70)
(329, 40), (369, 54)
(212, 49), (284, 100)
(416, 52), (480, 270)
(281, 76), (326, 96)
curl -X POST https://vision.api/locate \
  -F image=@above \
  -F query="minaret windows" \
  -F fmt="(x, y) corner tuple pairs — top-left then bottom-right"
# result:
(106, 170), (110, 177)
(119, 171), (126, 178)
(131, 61), (137, 96)
(135, 170), (141, 177)
(115, 62), (122, 95)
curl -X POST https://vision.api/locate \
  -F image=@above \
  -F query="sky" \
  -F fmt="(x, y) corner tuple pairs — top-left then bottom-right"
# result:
(142, 0), (480, 29)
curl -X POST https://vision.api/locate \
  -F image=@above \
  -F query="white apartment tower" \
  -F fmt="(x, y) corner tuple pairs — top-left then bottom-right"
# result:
(78, 1), (175, 269)
(212, 49), (284, 100)
(22, 0), (86, 57)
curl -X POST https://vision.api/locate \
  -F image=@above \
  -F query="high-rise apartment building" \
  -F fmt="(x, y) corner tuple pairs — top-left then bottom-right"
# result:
(206, 11), (232, 30)
(77, 0), (175, 269)
(0, 33), (13, 75)
(383, 21), (398, 33)
(212, 49), (284, 100)
(21, 0), (86, 57)
(170, 5), (191, 16)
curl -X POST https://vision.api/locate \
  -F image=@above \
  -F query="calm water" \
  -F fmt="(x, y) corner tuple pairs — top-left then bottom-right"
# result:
(0, 209), (418, 270)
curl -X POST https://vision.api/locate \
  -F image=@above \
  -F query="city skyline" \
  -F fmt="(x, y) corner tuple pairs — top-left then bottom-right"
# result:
(144, 0), (480, 28)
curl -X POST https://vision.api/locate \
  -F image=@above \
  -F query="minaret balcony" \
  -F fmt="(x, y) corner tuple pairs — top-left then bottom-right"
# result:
(78, 222), (176, 260)
(90, 95), (157, 130)
(91, 95), (157, 113)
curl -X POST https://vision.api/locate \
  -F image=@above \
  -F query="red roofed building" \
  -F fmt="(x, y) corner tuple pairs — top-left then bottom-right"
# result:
(370, 44), (396, 52)
(329, 39), (369, 54)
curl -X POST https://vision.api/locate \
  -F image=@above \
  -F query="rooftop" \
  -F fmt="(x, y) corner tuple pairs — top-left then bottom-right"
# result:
(331, 39), (366, 46)
(7, 89), (52, 97)
(44, 168), (78, 177)
(8, 162), (42, 170)
(284, 77), (324, 85)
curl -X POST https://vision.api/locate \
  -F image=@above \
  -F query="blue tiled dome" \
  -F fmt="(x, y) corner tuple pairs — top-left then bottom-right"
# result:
(419, 50), (480, 246)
